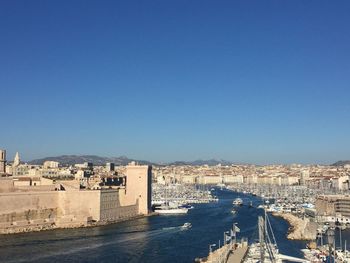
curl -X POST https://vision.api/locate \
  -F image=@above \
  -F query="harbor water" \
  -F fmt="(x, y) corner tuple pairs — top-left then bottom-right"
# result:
(0, 189), (308, 263)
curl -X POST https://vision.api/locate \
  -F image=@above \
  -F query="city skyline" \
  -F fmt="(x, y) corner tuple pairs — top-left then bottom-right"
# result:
(1, 1), (350, 164)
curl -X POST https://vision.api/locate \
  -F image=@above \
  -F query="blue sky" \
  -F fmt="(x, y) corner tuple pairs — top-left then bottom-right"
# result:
(1, 0), (350, 164)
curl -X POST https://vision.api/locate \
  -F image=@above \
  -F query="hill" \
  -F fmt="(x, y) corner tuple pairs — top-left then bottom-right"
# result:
(168, 159), (234, 166)
(332, 160), (350, 166)
(29, 155), (238, 167)
(30, 155), (154, 166)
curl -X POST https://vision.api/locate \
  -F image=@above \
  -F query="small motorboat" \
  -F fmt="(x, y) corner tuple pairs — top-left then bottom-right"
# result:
(181, 222), (192, 229)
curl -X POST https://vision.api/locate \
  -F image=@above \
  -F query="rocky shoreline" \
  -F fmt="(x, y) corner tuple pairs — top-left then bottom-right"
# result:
(272, 212), (317, 240)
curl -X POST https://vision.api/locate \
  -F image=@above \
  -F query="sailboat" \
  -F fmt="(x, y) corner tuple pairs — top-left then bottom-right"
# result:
(244, 211), (309, 263)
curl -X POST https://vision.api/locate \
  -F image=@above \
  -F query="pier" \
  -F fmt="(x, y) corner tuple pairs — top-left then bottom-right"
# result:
(195, 239), (248, 263)
(227, 245), (248, 263)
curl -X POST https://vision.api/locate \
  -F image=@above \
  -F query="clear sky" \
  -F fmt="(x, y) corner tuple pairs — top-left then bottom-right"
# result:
(1, 1), (350, 164)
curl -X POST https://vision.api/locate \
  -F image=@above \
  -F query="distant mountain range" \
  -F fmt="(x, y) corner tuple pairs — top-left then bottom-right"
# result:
(29, 155), (235, 166)
(169, 159), (235, 166)
(30, 155), (154, 166)
(332, 160), (350, 166)
(27, 155), (350, 167)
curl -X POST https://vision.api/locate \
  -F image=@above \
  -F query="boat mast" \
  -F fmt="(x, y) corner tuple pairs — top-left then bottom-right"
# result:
(339, 226), (342, 251)
(345, 239), (349, 259)
(258, 216), (265, 263)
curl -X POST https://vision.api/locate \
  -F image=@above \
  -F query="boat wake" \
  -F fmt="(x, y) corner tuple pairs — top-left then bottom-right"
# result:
(5, 227), (183, 263)
(161, 226), (177, 230)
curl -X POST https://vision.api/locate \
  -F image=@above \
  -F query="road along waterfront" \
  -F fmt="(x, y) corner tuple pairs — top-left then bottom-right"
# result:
(0, 188), (308, 263)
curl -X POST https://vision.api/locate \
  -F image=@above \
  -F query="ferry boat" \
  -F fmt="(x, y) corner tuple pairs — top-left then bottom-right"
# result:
(233, 198), (243, 206)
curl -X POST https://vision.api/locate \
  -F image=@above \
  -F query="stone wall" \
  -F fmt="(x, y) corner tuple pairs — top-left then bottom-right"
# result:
(100, 189), (138, 222)
(0, 191), (59, 233)
(0, 178), (14, 193)
(0, 191), (59, 215)
(56, 190), (101, 227)
(0, 187), (143, 234)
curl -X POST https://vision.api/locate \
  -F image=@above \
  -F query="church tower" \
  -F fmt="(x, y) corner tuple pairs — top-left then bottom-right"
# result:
(13, 152), (20, 167)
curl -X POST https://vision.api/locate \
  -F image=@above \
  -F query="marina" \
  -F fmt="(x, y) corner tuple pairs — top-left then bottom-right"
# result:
(152, 184), (219, 205)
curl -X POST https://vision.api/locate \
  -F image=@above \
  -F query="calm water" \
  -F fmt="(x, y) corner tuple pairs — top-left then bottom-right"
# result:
(0, 189), (308, 263)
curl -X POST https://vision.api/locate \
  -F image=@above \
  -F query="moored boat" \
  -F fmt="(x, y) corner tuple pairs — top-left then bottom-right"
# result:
(155, 206), (188, 214)
(233, 198), (243, 206)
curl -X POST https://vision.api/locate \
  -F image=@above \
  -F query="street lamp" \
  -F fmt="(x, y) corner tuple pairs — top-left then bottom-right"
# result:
(209, 243), (216, 254)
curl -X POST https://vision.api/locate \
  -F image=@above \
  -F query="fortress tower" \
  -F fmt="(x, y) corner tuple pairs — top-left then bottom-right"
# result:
(0, 149), (6, 174)
(125, 162), (152, 215)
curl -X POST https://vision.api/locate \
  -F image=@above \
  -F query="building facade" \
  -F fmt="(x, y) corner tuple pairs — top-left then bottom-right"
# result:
(0, 149), (6, 175)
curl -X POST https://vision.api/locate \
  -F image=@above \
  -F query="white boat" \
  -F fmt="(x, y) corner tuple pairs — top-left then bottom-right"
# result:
(154, 185), (189, 214)
(233, 198), (243, 206)
(231, 210), (237, 215)
(181, 222), (192, 229)
(155, 206), (188, 214)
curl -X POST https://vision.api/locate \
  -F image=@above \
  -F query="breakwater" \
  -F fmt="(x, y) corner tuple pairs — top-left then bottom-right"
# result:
(272, 212), (317, 240)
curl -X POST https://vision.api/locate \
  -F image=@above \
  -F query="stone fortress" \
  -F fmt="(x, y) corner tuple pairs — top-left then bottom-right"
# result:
(0, 149), (152, 234)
